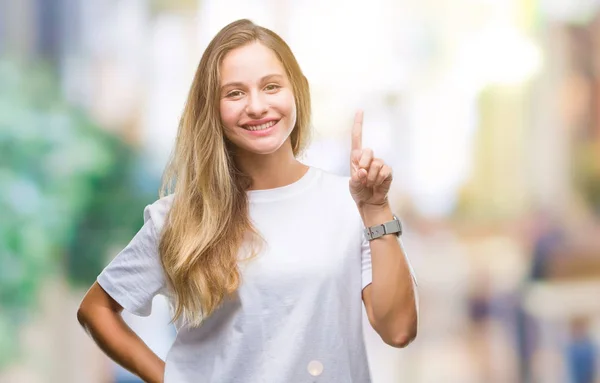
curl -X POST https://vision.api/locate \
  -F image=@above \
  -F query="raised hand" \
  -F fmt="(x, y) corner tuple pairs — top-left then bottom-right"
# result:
(349, 110), (393, 208)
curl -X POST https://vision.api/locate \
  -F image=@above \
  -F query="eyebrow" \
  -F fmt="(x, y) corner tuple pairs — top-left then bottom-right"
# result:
(220, 74), (285, 92)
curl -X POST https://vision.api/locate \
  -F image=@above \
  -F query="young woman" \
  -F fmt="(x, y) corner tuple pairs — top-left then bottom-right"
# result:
(77, 19), (418, 383)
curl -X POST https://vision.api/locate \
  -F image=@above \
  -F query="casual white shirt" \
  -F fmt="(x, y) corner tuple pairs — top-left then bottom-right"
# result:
(98, 166), (381, 382)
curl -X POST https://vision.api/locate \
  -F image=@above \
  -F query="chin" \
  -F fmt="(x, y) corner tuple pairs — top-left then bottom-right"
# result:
(243, 143), (285, 155)
(232, 135), (290, 155)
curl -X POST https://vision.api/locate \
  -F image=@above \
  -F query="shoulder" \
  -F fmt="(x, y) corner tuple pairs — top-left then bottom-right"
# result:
(313, 167), (352, 194)
(309, 167), (364, 233)
(143, 194), (175, 232)
(311, 167), (359, 211)
(312, 166), (349, 183)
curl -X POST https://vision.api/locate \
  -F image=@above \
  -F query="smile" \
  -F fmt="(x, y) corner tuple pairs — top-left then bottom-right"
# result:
(243, 120), (279, 131)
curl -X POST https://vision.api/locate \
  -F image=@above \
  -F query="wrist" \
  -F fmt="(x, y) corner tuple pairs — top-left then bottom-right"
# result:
(359, 202), (394, 227)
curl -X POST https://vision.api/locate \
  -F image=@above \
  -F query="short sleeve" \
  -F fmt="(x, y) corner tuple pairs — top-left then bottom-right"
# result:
(361, 235), (373, 290)
(97, 203), (168, 317)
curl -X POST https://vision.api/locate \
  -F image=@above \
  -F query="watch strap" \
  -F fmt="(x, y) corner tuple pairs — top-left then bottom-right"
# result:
(364, 215), (402, 241)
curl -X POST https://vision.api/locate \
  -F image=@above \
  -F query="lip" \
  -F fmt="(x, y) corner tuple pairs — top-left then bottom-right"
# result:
(240, 119), (279, 137)
(240, 117), (279, 127)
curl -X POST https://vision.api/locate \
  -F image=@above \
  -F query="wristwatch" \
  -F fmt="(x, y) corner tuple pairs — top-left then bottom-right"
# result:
(364, 215), (402, 241)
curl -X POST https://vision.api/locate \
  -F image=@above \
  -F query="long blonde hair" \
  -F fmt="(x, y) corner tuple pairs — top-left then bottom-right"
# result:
(159, 19), (311, 327)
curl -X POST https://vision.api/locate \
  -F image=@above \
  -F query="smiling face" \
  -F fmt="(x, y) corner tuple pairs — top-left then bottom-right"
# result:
(219, 42), (297, 156)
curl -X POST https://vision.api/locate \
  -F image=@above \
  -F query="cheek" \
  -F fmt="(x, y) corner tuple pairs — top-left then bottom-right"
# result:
(288, 99), (298, 129)
(287, 96), (297, 117)
(219, 102), (241, 143)
(275, 92), (297, 123)
(219, 101), (236, 127)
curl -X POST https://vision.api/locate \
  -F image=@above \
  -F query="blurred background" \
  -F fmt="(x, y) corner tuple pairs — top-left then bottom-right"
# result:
(1, 0), (600, 382)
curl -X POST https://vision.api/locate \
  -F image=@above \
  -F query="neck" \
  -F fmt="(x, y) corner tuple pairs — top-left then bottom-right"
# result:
(233, 139), (309, 191)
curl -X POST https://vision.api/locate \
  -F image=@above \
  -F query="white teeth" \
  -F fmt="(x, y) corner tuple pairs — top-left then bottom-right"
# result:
(245, 120), (276, 131)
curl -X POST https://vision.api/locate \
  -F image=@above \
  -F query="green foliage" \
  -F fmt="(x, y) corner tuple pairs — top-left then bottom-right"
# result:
(66, 143), (157, 286)
(0, 59), (157, 367)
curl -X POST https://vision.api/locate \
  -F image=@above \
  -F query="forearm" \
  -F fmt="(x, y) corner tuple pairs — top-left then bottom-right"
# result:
(360, 203), (418, 342)
(78, 307), (165, 383)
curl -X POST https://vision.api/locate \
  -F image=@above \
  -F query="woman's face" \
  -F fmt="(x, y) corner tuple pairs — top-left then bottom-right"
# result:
(219, 42), (297, 156)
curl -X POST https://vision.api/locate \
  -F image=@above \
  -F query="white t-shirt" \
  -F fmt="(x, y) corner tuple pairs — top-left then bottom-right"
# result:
(98, 166), (377, 382)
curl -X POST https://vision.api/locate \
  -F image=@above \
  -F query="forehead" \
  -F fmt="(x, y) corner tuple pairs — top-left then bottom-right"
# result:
(220, 42), (286, 82)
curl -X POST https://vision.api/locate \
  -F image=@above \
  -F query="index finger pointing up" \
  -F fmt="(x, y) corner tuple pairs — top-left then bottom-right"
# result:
(352, 110), (363, 151)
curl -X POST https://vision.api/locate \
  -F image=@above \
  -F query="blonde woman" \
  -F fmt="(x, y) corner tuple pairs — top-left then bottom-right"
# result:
(77, 19), (418, 383)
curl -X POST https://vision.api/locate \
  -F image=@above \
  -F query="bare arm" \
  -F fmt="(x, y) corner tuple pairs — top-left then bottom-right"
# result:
(361, 203), (418, 348)
(348, 110), (418, 348)
(77, 282), (165, 383)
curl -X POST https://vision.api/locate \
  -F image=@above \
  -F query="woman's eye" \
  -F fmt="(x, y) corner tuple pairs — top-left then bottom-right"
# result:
(226, 91), (243, 98)
(264, 84), (280, 92)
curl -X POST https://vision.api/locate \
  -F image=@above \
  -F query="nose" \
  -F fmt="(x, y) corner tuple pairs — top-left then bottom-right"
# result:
(245, 91), (268, 117)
